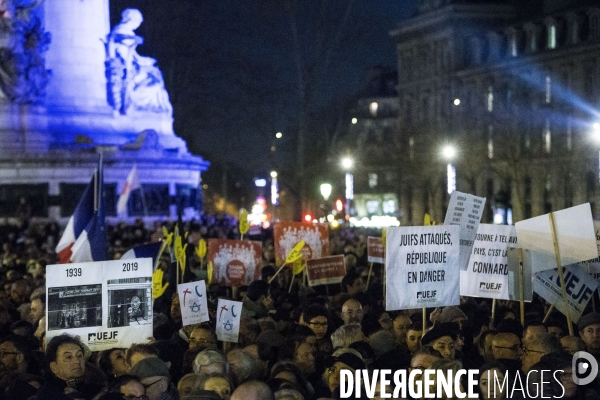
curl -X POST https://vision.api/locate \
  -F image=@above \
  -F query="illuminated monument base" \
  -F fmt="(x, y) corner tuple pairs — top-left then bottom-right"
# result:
(0, 1), (208, 220)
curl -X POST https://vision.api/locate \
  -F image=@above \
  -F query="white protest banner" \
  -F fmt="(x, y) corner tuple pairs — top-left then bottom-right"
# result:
(177, 280), (209, 326)
(515, 204), (597, 273)
(386, 225), (460, 310)
(216, 298), (242, 343)
(46, 258), (153, 351)
(505, 248), (533, 302)
(534, 264), (598, 323)
(367, 237), (385, 264)
(443, 191), (486, 270)
(306, 255), (346, 286)
(581, 220), (600, 283)
(460, 224), (517, 299)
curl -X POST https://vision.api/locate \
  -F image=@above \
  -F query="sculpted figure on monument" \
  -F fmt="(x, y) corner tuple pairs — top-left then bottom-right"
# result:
(105, 8), (172, 115)
(0, 0), (50, 104)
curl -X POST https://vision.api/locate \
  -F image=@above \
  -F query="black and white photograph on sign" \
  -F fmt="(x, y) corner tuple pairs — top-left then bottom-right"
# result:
(107, 277), (152, 327)
(47, 285), (102, 331)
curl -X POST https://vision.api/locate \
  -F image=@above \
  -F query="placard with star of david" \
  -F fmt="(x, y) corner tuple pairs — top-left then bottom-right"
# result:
(216, 298), (242, 343)
(177, 280), (209, 326)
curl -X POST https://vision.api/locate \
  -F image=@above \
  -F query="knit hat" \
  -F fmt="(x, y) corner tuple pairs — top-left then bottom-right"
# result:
(578, 312), (600, 332)
(421, 322), (459, 345)
(129, 356), (170, 379)
(326, 349), (366, 371)
(436, 306), (467, 324)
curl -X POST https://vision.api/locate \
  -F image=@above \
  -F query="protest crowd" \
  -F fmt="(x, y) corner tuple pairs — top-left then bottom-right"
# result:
(0, 212), (600, 400)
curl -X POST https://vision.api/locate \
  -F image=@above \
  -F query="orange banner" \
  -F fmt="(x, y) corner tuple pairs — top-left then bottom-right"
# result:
(208, 239), (262, 287)
(274, 222), (329, 266)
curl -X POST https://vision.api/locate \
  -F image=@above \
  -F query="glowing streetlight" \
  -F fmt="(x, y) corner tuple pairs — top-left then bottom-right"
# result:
(453, 98), (461, 106)
(442, 145), (457, 194)
(341, 157), (354, 170)
(320, 183), (332, 201)
(351, 118), (358, 124)
(276, 132), (282, 139)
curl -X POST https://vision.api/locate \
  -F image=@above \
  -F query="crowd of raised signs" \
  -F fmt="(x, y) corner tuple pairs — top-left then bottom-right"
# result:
(1, 216), (600, 400)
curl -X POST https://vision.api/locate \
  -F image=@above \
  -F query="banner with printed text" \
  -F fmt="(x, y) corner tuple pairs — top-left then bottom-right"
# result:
(581, 220), (600, 284)
(367, 237), (385, 264)
(46, 258), (153, 351)
(208, 239), (262, 287)
(274, 222), (329, 267)
(306, 255), (346, 286)
(515, 203), (597, 273)
(443, 191), (486, 271)
(177, 280), (209, 326)
(216, 299), (242, 343)
(386, 225), (460, 310)
(460, 224), (517, 299)
(533, 264), (598, 323)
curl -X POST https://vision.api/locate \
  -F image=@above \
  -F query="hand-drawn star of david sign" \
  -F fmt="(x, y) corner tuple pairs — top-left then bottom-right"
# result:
(223, 320), (233, 331)
(190, 302), (202, 312)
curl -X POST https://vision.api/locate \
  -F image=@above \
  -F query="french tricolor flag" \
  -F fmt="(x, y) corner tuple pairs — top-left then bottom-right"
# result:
(55, 159), (107, 263)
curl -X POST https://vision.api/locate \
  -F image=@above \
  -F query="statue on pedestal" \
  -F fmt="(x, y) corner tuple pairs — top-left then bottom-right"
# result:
(0, 0), (50, 104)
(104, 8), (172, 116)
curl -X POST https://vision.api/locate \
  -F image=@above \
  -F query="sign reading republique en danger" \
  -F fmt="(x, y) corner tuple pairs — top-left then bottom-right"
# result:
(386, 225), (460, 310)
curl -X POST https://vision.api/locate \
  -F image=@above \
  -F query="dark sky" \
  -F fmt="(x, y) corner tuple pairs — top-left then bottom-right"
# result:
(110, 0), (418, 188)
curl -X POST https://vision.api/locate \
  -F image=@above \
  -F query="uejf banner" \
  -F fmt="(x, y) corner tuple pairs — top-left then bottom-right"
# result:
(460, 224), (517, 300)
(306, 255), (346, 286)
(534, 264), (598, 323)
(177, 280), (209, 326)
(274, 222), (329, 266)
(385, 225), (460, 310)
(46, 258), (153, 351)
(208, 239), (262, 287)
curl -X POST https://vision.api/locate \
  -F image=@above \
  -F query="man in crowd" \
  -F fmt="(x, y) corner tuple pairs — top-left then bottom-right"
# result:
(491, 332), (522, 373)
(578, 312), (600, 361)
(341, 299), (363, 325)
(130, 356), (178, 400)
(521, 332), (562, 373)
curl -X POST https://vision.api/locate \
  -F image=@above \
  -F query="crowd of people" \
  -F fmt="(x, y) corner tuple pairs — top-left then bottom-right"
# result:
(0, 216), (599, 399)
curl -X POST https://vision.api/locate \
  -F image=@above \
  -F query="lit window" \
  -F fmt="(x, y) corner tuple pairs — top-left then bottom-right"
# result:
(383, 200), (395, 215)
(366, 200), (379, 215)
(368, 173), (378, 188)
(510, 36), (518, 57)
(487, 86), (494, 112)
(369, 102), (378, 117)
(545, 76), (551, 103)
(548, 24), (556, 49)
(409, 137), (415, 160)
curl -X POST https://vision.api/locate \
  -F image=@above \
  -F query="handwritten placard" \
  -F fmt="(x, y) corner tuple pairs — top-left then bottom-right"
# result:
(177, 281), (209, 326)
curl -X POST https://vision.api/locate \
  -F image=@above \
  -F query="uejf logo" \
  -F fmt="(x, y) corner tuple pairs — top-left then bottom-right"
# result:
(572, 351), (599, 385)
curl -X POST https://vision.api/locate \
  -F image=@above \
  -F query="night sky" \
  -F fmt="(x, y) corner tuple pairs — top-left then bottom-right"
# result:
(109, 0), (418, 197)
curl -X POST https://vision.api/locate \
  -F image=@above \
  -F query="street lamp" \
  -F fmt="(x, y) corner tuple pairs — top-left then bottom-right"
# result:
(320, 183), (332, 201)
(442, 145), (456, 194)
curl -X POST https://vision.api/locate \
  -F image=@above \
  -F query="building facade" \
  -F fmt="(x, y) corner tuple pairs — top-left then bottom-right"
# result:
(390, 0), (600, 225)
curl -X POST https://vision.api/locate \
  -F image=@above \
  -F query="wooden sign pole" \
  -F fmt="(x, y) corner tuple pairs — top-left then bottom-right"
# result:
(519, 248), (525, 326)
(548, 212), (574, 336)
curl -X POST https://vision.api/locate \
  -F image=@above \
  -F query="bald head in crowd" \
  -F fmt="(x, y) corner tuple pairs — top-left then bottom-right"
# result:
(341, 299), (363, 325)
(230, 381), (274, 400)
(492, 333), (522, 361)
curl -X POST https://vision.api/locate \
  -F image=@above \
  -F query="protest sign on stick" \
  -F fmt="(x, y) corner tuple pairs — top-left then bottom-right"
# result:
(216, 299), (242, 343)
(274, 222), (329, 266)
(443, 191), (486, 270)
(177, 280), (209, 326)
(534, 264), (598, 324)
(385, 225), (460, 310)
(460, 224), (517, 300)
(208, 239), (262, 287)
(306, 255), (346, 286)
(46, 258), (153, 351)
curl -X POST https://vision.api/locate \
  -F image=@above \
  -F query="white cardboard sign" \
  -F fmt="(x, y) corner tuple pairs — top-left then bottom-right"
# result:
(460, 224), (517, 299)
(533, 264), (598, 323)
(386, 225), (460, 310)
(444, 191), (486, 270)
(46, 258), (153, 351)
(177, 280), (209, 326)
(216, 299), (242, 343)
(515, 203), (597, 272)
